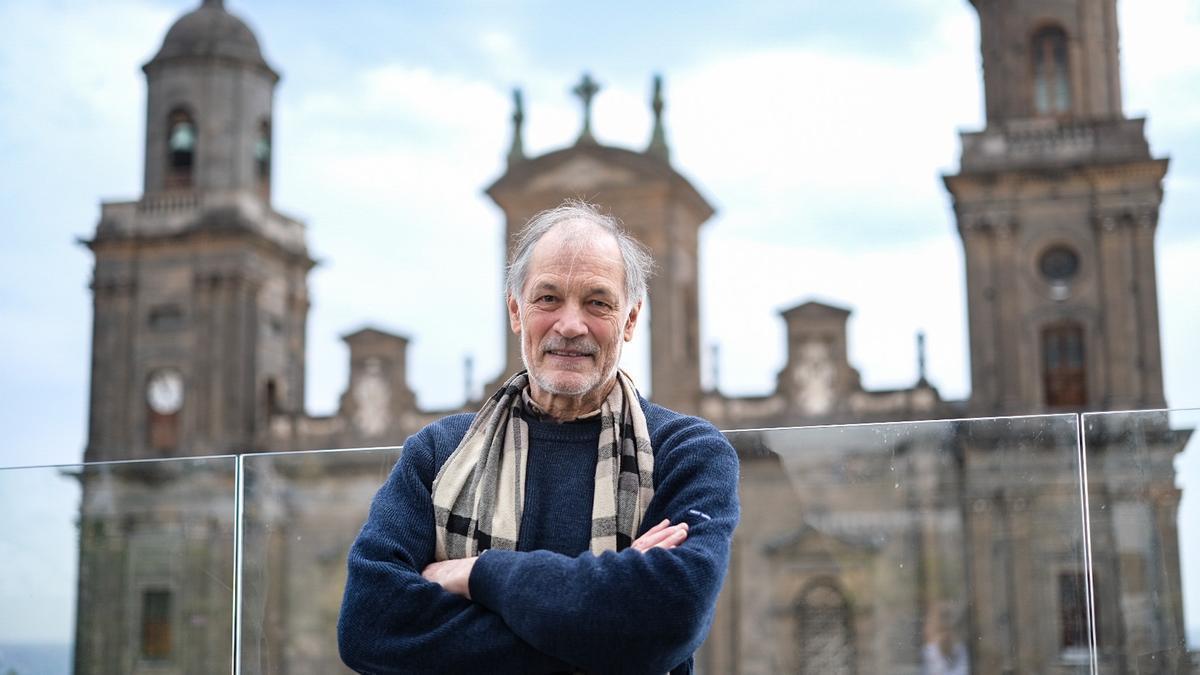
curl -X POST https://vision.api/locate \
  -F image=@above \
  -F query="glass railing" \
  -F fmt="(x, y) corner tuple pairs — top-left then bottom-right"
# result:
(238, 447), (400, 675)
(1081, 409), (1199, 674)
(0, 411), (1195, 675)
(0, 456), (238, 675)
(711, 415), (1089, 675)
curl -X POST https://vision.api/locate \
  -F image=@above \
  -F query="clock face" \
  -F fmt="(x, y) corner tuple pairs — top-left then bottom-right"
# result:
(147, 369), (185, 415)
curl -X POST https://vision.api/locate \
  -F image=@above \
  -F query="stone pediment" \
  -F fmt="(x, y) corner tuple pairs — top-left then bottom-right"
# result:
(486, 143), (714, 222)
(491, 144), (675, 194)
(341, 326), (409, 346)
(779, 300), (853, 320)
(525, 155), (642, 194)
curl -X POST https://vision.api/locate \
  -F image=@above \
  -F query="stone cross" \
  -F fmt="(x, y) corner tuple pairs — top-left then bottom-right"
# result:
(917, 331), (928, 383)
(512, 88), (525, 128)
(652, 75), (664, 119)
(646, 73), (669, 161)
(572, 72), (600, 144)
(507, 88), (525, 165)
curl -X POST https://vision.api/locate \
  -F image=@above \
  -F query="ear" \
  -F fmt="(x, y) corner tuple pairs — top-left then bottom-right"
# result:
(623, 300), (642, 342)
(507, 293), (523, 335)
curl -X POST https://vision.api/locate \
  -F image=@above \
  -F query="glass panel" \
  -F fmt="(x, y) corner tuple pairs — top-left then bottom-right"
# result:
(238, 447), (401, 675)
(0, 456), (237, 675)
(1082, 408), (1200, 672)
(699, 415), (1087, 674)
(0, 464), (80, 675)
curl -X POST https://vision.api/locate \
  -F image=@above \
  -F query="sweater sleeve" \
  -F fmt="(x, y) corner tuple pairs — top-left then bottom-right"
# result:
(337, 423), (571, 675)
(467, 414), (741, 674)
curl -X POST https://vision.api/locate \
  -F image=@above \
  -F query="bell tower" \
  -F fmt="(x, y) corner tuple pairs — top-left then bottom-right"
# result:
(83, 0), (313, 460)
(945, 0), (1168, 415)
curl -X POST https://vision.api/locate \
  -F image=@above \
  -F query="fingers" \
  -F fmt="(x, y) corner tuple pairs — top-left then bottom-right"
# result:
(420, 561), (444, 585)
(630, 520), (688, 552)
(632, 523), (674, 551)
(657, 523), (688, 549)
(644, 518), (671, 536)
(630, 519), (670, 551)
(420, 558), (477, 598)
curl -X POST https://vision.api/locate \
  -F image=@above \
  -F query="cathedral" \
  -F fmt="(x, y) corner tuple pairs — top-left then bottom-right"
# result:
(74, 0), (1190, 673)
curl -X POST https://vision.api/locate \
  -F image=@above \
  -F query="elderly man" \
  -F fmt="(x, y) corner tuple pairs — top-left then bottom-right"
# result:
(338, 202), (740, 674)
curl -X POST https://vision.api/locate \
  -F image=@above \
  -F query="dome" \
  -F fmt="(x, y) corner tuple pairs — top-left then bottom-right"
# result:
(147, 0), (274, 74)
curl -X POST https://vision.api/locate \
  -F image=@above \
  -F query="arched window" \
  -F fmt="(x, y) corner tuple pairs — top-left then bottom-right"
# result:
(166, 109), (196, 189)
(1032, 26), (1071, 115)
(796, 580), (855, 675)
(1042, 322), (1086, 407)
(255, 118), (271, 199)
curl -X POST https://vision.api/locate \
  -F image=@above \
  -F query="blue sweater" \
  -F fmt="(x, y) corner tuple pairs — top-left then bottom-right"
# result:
(338, 399), (740, 675)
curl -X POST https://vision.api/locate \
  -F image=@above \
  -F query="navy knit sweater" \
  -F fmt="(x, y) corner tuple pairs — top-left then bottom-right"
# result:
(338, 398), (740, 675)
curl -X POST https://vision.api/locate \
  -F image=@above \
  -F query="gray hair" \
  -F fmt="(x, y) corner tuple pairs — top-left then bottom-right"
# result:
(506, 201), (655, 307)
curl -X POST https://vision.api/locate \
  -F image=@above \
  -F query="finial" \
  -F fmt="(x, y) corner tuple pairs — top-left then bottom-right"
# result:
(710, 343), (721, 392)
(464, 354), (474, 404)
(507, 88), (525, 166)
(916, 331), (928, 385)
(201, 0), (225, 8)
(571, 72), (601, 145)
(646, 74), (670, 162)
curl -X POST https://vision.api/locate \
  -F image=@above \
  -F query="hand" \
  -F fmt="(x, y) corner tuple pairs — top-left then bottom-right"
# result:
(630, 518), (688, 553)
(421, 556), (478, 598)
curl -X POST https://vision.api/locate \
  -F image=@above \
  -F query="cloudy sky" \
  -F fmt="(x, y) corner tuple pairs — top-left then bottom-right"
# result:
(1, 1), (1198, 469)
(0, 0), (1198, 646)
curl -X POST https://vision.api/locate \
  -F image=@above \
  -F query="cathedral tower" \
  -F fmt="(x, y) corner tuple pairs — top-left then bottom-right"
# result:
(83, 0), (313, 461)
(486, 75), (714, 414)
(945, 0), (1169, 415)
(76, 3), (315, 671)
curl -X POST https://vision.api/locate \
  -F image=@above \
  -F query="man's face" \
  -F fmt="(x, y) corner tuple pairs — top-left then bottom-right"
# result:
(508, 224), (641, 403)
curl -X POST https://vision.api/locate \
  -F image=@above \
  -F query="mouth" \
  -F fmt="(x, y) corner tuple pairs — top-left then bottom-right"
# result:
(546, 350), (594, 359)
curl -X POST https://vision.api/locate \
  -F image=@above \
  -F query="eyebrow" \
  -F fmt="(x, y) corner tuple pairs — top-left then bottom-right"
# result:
(587, 286), (618, 298)
(527, 281), (619, 298)
(528, 281), (562, 296)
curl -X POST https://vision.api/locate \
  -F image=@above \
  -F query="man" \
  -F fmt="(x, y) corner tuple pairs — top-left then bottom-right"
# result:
(338, 202), (740, 674)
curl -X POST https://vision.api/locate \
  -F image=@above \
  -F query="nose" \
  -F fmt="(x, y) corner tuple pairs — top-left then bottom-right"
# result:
(553, 302), (588, 339)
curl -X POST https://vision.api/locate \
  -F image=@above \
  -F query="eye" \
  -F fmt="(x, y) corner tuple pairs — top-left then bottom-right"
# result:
(535, 294), (558, 304)
(589, 299), (614, 310)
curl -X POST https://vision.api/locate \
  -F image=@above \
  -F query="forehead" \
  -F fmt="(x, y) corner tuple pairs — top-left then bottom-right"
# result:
(526, 223), (624, 289)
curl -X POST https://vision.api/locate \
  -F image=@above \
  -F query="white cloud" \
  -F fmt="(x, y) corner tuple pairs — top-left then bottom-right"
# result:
(0, 2), (169, 129)
(1160, 238), (1200, 408)
(652, 34), (980, 252)
(478, 29), (521, 67)
(0, 0), (1196, 459)
(273, 63), (515, 411)
(702, 234), (968, 401)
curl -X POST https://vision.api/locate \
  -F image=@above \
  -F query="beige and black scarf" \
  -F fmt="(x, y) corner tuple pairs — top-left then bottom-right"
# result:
(432, 370), (654, 561)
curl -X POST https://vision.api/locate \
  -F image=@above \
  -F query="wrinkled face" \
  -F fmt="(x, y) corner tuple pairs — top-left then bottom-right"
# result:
(508, 224), (640, 403)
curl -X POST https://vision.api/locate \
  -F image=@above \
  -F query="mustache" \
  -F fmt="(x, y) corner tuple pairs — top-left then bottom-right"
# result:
(541, 336), (599, 355)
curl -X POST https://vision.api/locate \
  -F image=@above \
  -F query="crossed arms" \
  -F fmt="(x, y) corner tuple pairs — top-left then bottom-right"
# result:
(337, 413), (740, 675)
(420, 517), (691, 598)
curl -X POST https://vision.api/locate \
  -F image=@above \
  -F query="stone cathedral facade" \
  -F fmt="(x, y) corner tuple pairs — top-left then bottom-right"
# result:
(75, 1), (1189, 673)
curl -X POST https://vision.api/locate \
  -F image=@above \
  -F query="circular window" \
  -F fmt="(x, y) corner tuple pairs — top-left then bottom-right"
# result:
(1039, 246), (1080, 282)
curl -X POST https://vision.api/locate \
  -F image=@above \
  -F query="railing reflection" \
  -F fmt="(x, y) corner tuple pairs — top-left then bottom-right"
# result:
(709, 416), (1088, 675)
(0, 412), (1196, 675)
(0, 456), (238, 675)
(1083, 409), (1198, 674)
(239, 448), (400, 675)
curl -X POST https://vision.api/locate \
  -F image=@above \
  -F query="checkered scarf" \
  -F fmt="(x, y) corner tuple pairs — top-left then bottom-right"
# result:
(432, 370), (655, 561)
